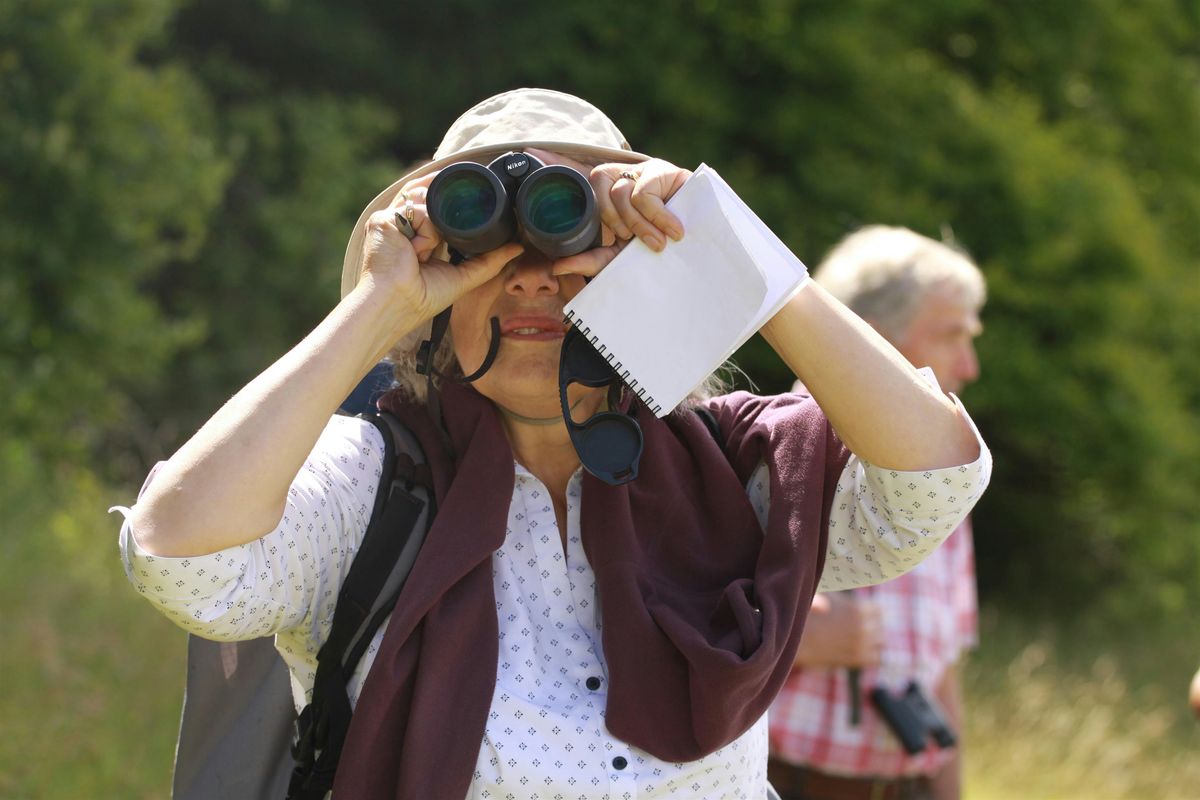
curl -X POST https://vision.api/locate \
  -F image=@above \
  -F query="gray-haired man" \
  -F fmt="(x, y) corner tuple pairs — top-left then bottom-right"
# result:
(769, 226), (986, 800)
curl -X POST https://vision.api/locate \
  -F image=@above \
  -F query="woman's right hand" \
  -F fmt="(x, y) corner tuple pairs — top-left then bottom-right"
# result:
(358, 175), (523, 329)
(131, 173), (524, 558)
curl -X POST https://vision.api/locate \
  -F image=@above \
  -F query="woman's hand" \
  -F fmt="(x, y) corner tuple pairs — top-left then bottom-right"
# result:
(593, 158), (690, 250)
(358, 174), (524, 329)
(523, 150), (691, 279)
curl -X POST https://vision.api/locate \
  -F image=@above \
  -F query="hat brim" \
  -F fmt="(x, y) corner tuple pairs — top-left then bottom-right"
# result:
(341, 140), (652, 297)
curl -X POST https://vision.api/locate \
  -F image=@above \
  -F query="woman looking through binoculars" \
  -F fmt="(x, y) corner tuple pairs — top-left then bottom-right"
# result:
(117, 88), (990, 799)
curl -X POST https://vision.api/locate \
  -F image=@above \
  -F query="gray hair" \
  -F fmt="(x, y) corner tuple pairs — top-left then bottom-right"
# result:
(383, 319), (457, 403)
(813, 225), (986, 342)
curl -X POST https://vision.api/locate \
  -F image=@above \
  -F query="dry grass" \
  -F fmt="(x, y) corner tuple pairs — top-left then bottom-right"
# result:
(964, 609), (1200, 800)
(1, 462), (183, 800)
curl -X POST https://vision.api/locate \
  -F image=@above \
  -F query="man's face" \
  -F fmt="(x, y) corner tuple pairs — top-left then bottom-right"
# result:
(893, 283), (983, 395)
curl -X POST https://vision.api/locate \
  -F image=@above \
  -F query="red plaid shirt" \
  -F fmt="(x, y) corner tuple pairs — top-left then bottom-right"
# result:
(768, 520), (977, 778)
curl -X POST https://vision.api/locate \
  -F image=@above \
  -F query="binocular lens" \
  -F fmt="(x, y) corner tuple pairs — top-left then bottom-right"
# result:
(516, 167), (600, 258)
(431, 171), (499, 230)
(522, 173), (588, 235)
(427, 155), (599, 258)
(427, 163), (514, 254)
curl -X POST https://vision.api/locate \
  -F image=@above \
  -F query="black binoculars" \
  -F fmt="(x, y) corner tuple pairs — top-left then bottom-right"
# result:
(869, 681), (958, 755)
(426, 151), (601, 259)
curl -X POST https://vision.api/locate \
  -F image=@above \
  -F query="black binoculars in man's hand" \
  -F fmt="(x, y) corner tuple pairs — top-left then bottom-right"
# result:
(426, 152), (601, 259)
(869, 681), (958, 755)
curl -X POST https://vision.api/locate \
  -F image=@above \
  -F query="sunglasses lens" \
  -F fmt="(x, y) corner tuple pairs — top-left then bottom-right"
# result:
(564, 329), (616, 385)
(559, 326), (644, 485)
(574, 415), (643, 483)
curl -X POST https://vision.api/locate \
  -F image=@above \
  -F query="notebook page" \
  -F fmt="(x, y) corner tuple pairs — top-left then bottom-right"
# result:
(563, 168), (765, 415)
(707, 167), (811, 349)
(564, 165), (806, 416)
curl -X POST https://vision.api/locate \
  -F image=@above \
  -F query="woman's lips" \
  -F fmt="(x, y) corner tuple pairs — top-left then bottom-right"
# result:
(500, 315), (567, 341)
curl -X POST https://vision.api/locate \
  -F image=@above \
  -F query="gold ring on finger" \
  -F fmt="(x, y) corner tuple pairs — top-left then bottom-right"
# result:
(394, 209), (416, 240)
(619, 170), (637, 181)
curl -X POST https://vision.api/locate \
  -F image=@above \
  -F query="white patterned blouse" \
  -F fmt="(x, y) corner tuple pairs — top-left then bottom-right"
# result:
(116, 388), (990, 800)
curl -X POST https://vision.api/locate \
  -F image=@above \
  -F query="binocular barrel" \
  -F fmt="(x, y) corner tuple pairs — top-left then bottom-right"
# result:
(426, 152), (601, 259)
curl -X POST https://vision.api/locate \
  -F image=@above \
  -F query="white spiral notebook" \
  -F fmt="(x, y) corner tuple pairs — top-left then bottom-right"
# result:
(563, 164), (810, 417)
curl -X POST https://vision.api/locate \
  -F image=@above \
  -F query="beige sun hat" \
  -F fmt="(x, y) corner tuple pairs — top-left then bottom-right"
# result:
(340, 87), (651, 297)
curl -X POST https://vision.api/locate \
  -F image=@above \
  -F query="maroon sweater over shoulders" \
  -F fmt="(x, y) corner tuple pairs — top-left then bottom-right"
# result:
(335, 384), (849, 799)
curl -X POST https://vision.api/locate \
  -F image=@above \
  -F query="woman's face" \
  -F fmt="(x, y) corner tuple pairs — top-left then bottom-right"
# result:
(448, 150), (598, 413)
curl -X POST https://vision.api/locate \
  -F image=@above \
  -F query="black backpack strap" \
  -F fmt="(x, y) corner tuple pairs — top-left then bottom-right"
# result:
(288, 412), (434, 800)
(692, 405), (723, 447)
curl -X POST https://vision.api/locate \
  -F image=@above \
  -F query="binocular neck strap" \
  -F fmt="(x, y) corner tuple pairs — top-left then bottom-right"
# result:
(416, 310), (501, 385)
(415, 309), (503, 460)
(458, 316), (501, 383)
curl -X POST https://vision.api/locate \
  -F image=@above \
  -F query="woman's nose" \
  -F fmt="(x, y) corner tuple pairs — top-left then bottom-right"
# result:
(503, 252), (560, 297)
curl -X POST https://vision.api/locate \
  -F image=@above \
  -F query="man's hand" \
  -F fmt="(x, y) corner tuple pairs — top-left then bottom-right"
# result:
(793, 592), (883, 669)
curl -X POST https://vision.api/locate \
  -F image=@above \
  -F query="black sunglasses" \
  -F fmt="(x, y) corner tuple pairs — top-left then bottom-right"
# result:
(558, 327), (644, 485)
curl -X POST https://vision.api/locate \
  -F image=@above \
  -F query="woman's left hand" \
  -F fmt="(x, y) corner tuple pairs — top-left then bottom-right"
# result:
(592, 158), (690, 250)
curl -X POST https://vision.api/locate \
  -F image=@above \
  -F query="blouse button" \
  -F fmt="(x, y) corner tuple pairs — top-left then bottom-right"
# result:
(612, 756), (628, 770)
(586, 676), (601, 691)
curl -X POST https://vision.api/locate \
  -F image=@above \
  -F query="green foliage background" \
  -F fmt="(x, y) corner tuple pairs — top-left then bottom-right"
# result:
(7, 0), (1196, 608)
(2, 0), (1199, 795)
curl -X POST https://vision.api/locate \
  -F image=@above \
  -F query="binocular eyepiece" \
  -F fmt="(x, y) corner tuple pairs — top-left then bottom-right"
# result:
(426, 152), (601, 259)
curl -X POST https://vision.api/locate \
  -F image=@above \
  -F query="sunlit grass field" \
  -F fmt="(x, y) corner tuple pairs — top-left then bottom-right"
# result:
(1, 469), (183, 800)
(964, 608), (1200, 800)
(4, 468), (1199, 799)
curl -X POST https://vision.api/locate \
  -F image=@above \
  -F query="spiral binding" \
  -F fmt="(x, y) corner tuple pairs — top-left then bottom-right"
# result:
(564, 311), (664, 415)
